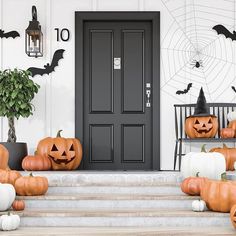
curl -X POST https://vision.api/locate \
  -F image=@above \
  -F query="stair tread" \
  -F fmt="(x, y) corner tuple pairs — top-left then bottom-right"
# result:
(1, 209), (229, 217)
(1, 226), (235, 236)
(16, 193), (195, 200)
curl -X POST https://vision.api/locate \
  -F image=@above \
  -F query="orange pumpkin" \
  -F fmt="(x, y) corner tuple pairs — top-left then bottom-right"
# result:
(228, 120), (236, 137)
(15, 173), (48, 196)
(185, 116), (218, 138)
(180, 173), (207, 196)
(220, 128), (235, 139)
(0, 144), (9, 169)
(230, 204), (236, 228)
(12, 200), (25, 211)
(210, 144), (236, 171)
(0, 169), (22, 187)
(200, 173), (236, 212)
(22, 153), (51, 171)
(36, 130), (83, 170)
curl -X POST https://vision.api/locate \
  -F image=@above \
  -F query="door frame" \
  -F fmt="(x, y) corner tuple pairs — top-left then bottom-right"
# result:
(75, 12), (160, 170)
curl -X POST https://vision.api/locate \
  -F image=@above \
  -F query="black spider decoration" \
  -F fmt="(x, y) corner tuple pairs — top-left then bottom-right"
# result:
(191, 60), (203, 69)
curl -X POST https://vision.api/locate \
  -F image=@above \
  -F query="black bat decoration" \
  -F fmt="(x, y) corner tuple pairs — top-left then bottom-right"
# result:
(232, 86), (236, 93)
(0, 29), (20, 39)
(27, 49), (65, 77)
(176, 83), (192, 95)
(212, 24), (236, 41)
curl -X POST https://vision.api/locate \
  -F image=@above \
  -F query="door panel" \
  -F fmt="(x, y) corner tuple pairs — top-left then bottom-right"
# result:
(122, 30), (144, 113)
(90, 30), (114, 113)
(83, 21), (152, 170)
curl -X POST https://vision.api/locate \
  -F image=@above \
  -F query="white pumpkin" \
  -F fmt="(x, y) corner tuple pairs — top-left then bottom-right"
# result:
(227, 111), (236, 122)
(181, 145), (226, 180)
(0, 213), (20, 231)
(192, 200), (207, 212)
(0, 184), (15, 211)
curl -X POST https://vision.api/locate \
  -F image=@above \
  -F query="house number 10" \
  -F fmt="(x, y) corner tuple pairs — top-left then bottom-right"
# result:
(54, 28), (70, 42)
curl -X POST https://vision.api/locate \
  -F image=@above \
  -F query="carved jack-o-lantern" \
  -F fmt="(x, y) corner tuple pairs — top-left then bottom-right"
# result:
(36, 130), (83, 170)
(185, 116), (218, 138)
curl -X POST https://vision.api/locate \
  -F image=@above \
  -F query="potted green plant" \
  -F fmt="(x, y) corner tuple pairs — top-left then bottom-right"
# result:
(0, 68), (40, 170)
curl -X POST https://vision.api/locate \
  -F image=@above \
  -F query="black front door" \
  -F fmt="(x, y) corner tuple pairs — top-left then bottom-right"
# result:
(82, 20), (153, 170)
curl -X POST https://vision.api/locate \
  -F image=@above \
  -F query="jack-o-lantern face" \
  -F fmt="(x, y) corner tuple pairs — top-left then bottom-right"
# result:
(48, 142), (76, 165)
(37, 130), (83, 170)
(185, 116), (218, 138)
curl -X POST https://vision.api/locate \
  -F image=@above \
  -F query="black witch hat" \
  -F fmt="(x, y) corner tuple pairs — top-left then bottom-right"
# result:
(191, 87), (213, 117)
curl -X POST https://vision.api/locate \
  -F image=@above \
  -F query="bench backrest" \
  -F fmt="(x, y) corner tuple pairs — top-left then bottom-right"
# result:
(174, 103), (236, 139)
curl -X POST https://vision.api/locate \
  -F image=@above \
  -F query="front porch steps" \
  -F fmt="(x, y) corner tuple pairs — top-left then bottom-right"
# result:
(0, 171), (234, 230)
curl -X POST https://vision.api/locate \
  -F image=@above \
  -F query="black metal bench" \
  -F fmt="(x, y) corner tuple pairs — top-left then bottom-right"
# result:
(174, 103), (236, 170)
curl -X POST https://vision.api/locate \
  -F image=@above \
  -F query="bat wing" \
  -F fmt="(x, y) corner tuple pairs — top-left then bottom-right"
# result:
(232, 86), (236, 93)
(0, 30), (20, 39)
(186, 83), (192, 91)
(212, 24), (233, 39)
(176, 90), (184, 95)
(46, 49), (65, 73)
(27, 67), (47, 77)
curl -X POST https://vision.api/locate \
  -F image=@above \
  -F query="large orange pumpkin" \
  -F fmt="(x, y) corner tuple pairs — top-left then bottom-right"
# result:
(230, 204), (236, 229)
(0, 169), (21, 187)
(210, 144), (236, 171)
(228, 120), (236, 137)
(22, 153), (51, 171)
(36, 130), (83, 170)
(180, 173), (207, 196)
(200, 173), (236, 212)
(15, 173), (48, 196)
(0, 144), (9, 169)
(185, 116), (218, 138)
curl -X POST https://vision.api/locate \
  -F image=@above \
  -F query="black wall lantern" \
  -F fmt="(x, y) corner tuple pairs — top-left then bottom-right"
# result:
(25, 6), (43, 57)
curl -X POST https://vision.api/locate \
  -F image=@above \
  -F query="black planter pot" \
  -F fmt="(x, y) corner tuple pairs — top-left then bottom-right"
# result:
(0, 142), (28, 170)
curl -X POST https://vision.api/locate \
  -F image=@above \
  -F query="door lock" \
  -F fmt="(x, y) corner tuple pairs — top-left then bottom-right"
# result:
(146, 83), (151, 108)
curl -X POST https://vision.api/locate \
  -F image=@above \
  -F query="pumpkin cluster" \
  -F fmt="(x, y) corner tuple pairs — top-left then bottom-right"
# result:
(21, 130), (83, 171)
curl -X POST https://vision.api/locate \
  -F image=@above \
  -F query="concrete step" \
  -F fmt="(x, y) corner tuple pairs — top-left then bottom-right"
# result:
(47, 184), (182, 195)
(16, 194), (197, 210)
(20, 171), (183, 186)
(2, 226), (235, 236)
(2, 209), (230, 227)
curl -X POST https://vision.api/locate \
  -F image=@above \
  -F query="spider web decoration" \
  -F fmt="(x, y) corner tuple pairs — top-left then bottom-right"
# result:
(161, 0), (236, 103)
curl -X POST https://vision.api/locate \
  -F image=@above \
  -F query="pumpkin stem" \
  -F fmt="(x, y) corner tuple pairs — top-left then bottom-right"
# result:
(56, 130), (63, 138)
(196, 172), (200, 177)
(221, 172), (227, 181)
(29, 173), (34, 177)
(223, 143), (228, 149)
(34, 150), (37, 155)
(7, 211), (11, 216)
(201, 144), (207, 153)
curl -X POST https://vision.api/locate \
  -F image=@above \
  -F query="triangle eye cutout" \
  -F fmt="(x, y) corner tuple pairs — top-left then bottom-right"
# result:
(195, 120), (200, 124)
(51, 144), (58, 151)
(69, 144), (74, 151)
(208, 119), (212, 124)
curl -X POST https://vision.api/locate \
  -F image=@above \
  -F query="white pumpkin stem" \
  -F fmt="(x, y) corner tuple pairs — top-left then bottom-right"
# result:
(196, 172), (200, 177)
(221, 172), (227, 181)
(201, 144), (207, 153)
(29, 173), (34, 177)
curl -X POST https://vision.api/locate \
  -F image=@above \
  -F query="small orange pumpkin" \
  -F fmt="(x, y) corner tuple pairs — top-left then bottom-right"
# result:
(12, 200), (25, 211)
(0, 169), (22, 187)
(15, 173), (48, 196)
(230, 204), (236, 228)
(37, 130), (83, 170)
(180, 173), (207, 196)
(0, 144), (9, 170)
(185, 116), (218, 138)
(200, 173), (236, 212)
(22, 153), (51, 171)
(210, 144), (236, 171)
(220, 128), (235, 139)
(228, 120), (236, 137)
